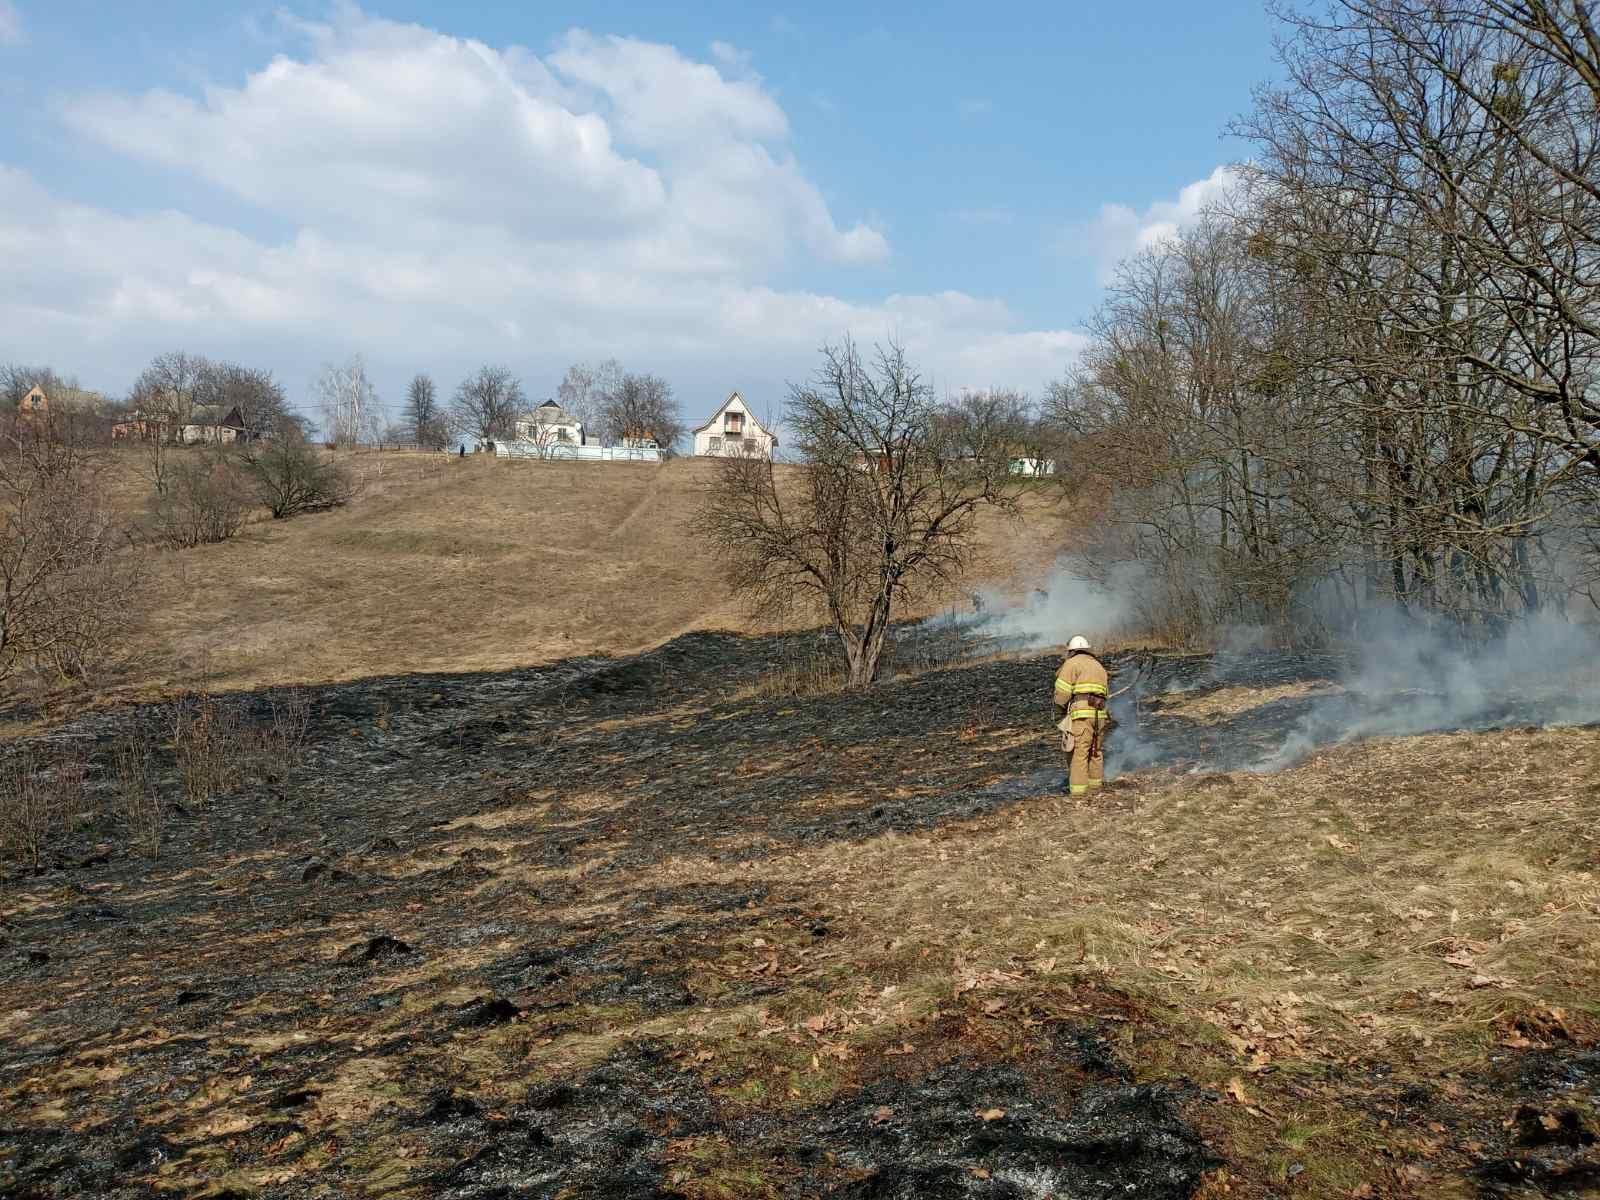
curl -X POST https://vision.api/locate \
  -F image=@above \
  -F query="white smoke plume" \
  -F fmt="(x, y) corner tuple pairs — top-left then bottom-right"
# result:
(1249, 609), (1600, 772)
(957, 557), (1600, 775)
(970, 559), (1151, 650)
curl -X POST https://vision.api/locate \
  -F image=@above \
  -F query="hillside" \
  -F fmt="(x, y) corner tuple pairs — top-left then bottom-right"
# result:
(4, 631), (1597, 1198)
(8, 448), (1598, 1199)
(102, 451), (1076, 699)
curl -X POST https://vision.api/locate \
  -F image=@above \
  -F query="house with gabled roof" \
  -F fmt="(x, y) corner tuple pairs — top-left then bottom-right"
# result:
(692, 392), (777, 458)
(514, 399), (586, 447)
(177, 404), (247, 445)
(18, 385), (49, 419)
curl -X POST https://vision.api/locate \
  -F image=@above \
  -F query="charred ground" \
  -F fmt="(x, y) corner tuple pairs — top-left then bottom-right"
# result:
(3, 630), (1599, 1198)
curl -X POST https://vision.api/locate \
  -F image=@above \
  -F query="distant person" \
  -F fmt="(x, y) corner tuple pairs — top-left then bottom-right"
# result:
(459, 444), (466, 458)
(1053, 635), (1110, 797)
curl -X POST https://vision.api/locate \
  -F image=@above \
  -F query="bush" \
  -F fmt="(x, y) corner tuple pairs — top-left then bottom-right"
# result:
(1, 417), (147, 687)
(241, 441), (354, 519)
(113, 731), (163, 858)
(1, 746), (88, 868)
(150, 449), (252, 548)
(245, 690), (312, 784)
(172, 691), (244, 808)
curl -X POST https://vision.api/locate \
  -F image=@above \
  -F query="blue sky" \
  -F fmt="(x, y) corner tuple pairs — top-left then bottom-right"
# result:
(0, 0), (1277, 429)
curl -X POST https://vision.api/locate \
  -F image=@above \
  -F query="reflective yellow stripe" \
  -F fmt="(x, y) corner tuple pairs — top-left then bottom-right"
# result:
(1069, 709), (1106, 720)
(1086, 779), (1103, 789)
(1053, 678), (1071, 692)
(1072, 682), (1108, 695)
(1069, 784), (1089, 795)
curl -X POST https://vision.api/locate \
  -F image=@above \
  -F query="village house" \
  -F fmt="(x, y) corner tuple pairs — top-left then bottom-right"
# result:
(18, 385), (49, 420)
(177, 404), (247, 445)
(17, 384), (109, 428)
(1009, 456), (1056, 476)
(110, 408), (170, 441)
(692, 392), (777, 458)
(514, 400), (585, 447)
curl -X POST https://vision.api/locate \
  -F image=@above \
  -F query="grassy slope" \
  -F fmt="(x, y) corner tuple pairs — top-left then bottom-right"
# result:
(10, 451), (1596, 1196)
(5, 650), (1595, 1198)
(106, 450), (1073, 697)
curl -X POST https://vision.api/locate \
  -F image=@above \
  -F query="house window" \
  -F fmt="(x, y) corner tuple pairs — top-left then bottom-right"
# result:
(709, 436), (723, 452)
(724, 413), (744, 434)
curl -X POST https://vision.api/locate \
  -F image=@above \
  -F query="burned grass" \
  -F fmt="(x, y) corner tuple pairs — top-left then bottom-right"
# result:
(2, 631), (1598, 1197)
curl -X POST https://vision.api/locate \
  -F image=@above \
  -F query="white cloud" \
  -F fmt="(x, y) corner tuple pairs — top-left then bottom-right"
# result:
(4, 9), (1079, 409)
(1069, 165), (1238, 280)
(708, 39), (753, 74)
(0, 0), (23, 46)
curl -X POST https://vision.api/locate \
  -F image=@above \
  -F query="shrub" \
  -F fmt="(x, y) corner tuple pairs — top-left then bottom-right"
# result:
(172, 691), (243, 808)
(2, 416), (147, 687)
(150, 449), (253, 548)
(246, 690), (312, 783)
(113, 731), (163, 857)
(241, 442), (354, 519)
(1, 746), (88, 868)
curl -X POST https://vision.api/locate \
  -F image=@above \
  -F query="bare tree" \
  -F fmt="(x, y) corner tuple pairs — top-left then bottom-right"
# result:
(239, 442), (354, 519)
(404, 373), (446, 449)
(316, 355), (382, 447)
(129, 352), (206, 494)
(196, 362), (297, 442)
(1, 413), (145, 687)
(701, 340), (1022, 688)
(450, 365), (524, 444)
(598, 372), (684, 451)
(149, 448), (253, 548)
(556, 359), (621, 434)
(1223, 0), (1600, 618)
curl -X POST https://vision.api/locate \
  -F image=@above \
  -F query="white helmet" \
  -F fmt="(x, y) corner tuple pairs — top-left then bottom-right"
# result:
(1068, 635), (1092, 651)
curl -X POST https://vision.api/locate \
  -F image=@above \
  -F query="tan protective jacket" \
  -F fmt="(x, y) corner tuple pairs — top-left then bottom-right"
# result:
(1053, 652), (1110, 720)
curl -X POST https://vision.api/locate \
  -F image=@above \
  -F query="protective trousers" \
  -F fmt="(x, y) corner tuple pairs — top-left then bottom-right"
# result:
(1068, 712), (1106, 796)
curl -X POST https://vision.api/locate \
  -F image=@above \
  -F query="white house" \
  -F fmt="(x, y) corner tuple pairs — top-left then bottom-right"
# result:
(692, 392), (778, 458)
(1008, 457), (1056, 476)
(514, 400), (585, 448)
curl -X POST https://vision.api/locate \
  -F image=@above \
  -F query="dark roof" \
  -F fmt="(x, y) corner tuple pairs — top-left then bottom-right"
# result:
(188, 404), (245, 429)
(537, 399), (562, 409)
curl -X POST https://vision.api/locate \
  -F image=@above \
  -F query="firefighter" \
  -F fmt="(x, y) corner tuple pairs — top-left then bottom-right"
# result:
(1053, 635), (1110, 797)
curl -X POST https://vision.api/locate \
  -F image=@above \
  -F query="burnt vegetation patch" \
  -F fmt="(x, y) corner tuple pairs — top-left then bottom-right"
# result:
(2, 629), (1598, 1197)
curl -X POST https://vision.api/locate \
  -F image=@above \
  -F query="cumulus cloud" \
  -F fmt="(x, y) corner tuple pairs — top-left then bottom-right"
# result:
(0, 0), (22, 46)
(5, 7), (1078, 408)
(1068, 165), (1238, 280)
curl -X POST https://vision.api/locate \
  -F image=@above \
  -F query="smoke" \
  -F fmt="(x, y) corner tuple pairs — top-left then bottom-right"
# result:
(955, 558), (1600, 777)
(968, 559), (1152, 650)
(1247, 609), (1600, 772)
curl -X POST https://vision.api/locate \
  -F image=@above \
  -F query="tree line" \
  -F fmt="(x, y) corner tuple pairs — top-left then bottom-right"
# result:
(408, 359), (687, 452)
(1043, 0), (1600, 638)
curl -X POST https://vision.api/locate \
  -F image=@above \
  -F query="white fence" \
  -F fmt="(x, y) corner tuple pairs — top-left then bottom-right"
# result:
(493, 441), (662, 464)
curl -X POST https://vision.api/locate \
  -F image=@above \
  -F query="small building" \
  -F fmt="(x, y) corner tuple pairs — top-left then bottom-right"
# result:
(18, 385), (49, 419)
(177, 404), (247, 445)
(692, 392), (777, 458)
(514, 400), (585, 447)
(1009, 457), (1056, 476)
(111, 415), (163, 441)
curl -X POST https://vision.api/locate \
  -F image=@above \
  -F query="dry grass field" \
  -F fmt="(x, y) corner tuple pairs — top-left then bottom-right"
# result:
(5, 448), (1598, 1199)
(83, 448), (1075, 703)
